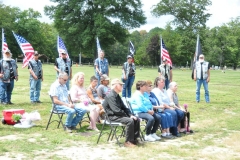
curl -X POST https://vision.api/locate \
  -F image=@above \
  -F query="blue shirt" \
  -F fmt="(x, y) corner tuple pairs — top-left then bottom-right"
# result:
(131, 91), (153, 114)
(50, 80), (69, 107)
(152, 88), (170, 106)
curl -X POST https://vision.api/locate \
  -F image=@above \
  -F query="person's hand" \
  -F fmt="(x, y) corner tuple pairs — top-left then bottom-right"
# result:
(124, 75), (126, 80)
(194, 76), (196, 81)
(148, 110), (154, 115)
(207, 77), (210, 83)
(130, 115), (137, 120)
(15, 76), (18, 81)
(33, 75), (38, 80)
(68, 103), (74, 108)
(0, 74), (3, 78)
(170, 107), (175, 110)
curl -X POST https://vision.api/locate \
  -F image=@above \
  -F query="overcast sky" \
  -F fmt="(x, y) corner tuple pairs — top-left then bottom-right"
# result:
(2, 0), (240, 32)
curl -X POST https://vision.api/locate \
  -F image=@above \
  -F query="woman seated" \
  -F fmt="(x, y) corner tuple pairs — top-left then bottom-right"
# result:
(146, 80), (173, 138)
(131, 81), (161, 142)
(70, 72), (100, 131)
(167, 82), (193, 133)
(86, 76), (105, 118)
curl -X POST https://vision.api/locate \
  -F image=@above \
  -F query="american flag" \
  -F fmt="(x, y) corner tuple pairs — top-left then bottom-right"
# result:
(13, 32), (34, 68)
(191, 34), (202, 79)
(57, 36), (69, 57)
(2, 28), (8, 55)
(96, 37), (102, 57)
(161, 38), (172, 66)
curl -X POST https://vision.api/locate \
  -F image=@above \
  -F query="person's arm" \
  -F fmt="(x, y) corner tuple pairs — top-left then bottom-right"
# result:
(86, 88), (101, 104)
(194, 68), (196, 81)
(122, 63), (126, 80)
(52, 96), (74, 108)
(207, 63), (210, 82)
(54, 59), (60, 72)
(95, 59), (102, 75)
(158, 67), (162, 76)
(132, 95), (149, 113)
(41, 69), (43, 81)
(69, 86), (80, 103)
(70, 67), (72, 80)
(97, 86), (104, 100)
(106, 95), (127, 116)
(15, 68), (18, 81)
(28, 62), (38, 80)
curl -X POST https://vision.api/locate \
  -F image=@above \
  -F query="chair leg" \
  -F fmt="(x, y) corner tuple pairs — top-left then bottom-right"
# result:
(97, 122), (106, 144)
(57, 114), (65, 130)
(46, 112), (54, 130)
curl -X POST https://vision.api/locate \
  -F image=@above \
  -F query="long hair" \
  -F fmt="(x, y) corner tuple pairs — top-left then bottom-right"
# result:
(72, 72), (85, 87)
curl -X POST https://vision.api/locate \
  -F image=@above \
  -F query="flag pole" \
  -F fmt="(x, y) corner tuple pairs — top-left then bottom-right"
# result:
(2, 28), (4, 59)
(160, 35), (162, 64)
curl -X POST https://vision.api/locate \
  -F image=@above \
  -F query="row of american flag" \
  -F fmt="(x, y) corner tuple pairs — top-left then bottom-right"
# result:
(2, 28), (202, 71)
(1, 28), (68, 68)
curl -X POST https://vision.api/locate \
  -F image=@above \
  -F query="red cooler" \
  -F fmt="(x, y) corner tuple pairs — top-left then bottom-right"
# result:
(2, 109), (25, 125)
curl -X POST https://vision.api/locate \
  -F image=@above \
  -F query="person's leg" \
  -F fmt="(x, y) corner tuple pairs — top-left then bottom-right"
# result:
(196, 79), (203, 102)
(203, 79), (210, 102)
(165, 109), (178, 135)
(6, 80), (14, 103)
(151, 113), (160, 134)
(35, 79), (41, 101)
(96, 74), (101, 87)
(165, 78), (169, 89)
(110, 116), (135, 143)
(71, 106), (87, 127)
(56, 105), (76, 127)
(175, 109), (184, 127)
(29, 79), (37, 102)
(88, 106), (100, 129)
(133, 118), (140, 139)
(121, 78), (128, 98)
(137, 112), (154, 135)
(0, 81), (7, 103)
(158, 113), (167, 130)
(127, 76), (135, 98)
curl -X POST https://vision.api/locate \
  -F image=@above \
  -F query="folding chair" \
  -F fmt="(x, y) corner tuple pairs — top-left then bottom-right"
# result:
(46, 92), (65, 130)
(97, 110), (126, 147)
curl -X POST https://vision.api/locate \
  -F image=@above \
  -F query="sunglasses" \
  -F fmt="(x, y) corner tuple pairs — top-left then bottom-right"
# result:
(199, 57), (204, 59)
(61, 78), (68, 82)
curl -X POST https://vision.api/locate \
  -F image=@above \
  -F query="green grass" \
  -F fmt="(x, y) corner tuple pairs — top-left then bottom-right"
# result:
(0, 64), (240, 159)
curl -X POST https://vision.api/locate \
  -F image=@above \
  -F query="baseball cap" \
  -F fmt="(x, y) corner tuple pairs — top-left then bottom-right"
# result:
(61, 50), (67, 54)
(100, 74), (110, 81)
(4, 49), (11, 54)
(34, 51), (39, 55)
(163, 58), (167, 62)
(127, 55), (132, 59)
(111, 78), (124, 86)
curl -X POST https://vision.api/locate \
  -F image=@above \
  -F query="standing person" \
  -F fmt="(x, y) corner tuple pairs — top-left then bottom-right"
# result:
(0, 49), (18, 105)
(131, 80), (161, 142)
(50, 72), (86, 133)
(122, 55), (136, 98)
(28, 51), (43, 103)
(103, 78), (140, 147)
(94, 50), (109, 86)
(70, 72), (100, 131)
(158, 58), (172, 89)
(194, 54), (210, 103)
(54, 50), (72, 90)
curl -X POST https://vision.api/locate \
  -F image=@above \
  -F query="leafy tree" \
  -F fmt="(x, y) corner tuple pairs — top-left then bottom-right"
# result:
(44, 0), (146, 60)
(146, 34), (159, 66)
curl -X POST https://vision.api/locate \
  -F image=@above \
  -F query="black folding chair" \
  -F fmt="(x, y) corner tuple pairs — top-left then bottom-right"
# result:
(97, 109), (126, 147)
(46, 92), (65, 130)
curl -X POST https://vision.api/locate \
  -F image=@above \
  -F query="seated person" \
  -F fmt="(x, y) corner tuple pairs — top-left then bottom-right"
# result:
(167, 82), (193, 133)
(50, 72), (86, 133)
(152, 76), (184, 137)
(146, 80), (173, 138)
(86, 76), (105, 117)
(103, 78), (140, 147)
(131, 81), (161, 142)
(70, 72), (100, 131)
(97, 74), (111, 101)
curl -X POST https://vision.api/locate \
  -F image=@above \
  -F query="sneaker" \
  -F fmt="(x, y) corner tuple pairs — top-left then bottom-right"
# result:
(144, 134), (156, 142)
(36, 100), (42, 103)
(64, 126), (72, 133)
(161, 135), (173, 139)
(124, 141), (136, 147)
(7, 102), (14, 105)
(151, 133), (161, 140)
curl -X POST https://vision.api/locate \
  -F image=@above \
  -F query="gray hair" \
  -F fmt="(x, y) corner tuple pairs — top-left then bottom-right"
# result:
(169, 81), (177, 89)
(154, 76), (165, 87)
(58, 72), (68, 79)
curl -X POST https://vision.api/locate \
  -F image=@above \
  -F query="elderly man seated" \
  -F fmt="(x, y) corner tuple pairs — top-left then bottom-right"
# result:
(50, 72), (86, 133)
(102, 78), (140, 147)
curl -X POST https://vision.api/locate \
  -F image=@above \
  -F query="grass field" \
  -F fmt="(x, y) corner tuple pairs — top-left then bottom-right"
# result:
(0, 64), (240, 160)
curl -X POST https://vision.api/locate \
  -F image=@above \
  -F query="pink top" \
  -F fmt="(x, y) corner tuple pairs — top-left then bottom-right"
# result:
(70, 85), (91, 103)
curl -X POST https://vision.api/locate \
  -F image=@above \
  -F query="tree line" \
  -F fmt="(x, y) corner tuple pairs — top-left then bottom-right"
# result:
(1, 1), (240, 69)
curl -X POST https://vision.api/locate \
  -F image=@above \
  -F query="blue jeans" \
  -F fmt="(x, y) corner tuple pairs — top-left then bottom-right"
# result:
(122, 76), (135, 98)
(157, 112), (173, 129)
(0, 80), (14, 103)
(30, 79), (42, 102)
(137, 112), (160, 135)
(175, 109), (184, 126)
(56, 105), (86, 127)
(164, 77), (170, 90)
(165, 109), (178, 135)
(196, 79), (210, 102)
